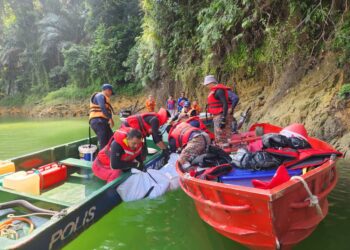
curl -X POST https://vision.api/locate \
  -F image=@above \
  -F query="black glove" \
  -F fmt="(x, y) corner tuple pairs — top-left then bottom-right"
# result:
(219, 116), (226, 129)
(171, 113), (179, 122)
(162, 148), (170, 163)
(135, 161), (144, 171)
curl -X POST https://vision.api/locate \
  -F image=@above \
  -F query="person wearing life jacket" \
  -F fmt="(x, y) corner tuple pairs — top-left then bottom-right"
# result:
(89, 84), (115, 149)
(177, 91), (188, 112)
(186, 115), (215, 141)
(92, 127), (145, 183)
(168, 122), (211, 167)
(181, 101), (197, 117)
(145, 95), (156, 112)
(191, 100), (201, 115)
(166, 95), (176, 117)
(203, 75), (233, 147)
(122, 108), (171, 160)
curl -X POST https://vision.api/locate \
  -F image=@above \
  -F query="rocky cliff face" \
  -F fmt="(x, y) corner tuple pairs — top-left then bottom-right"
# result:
(234, 53), (350, 156)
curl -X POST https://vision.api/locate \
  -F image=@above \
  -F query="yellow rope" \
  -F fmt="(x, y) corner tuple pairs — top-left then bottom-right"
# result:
(0, 217), (35, 239)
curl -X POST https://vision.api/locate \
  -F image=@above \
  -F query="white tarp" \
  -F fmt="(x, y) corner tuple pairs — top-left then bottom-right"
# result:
(117, 168), (170, 202)
(158, 153), (180, 190)
(116, 153), (180, 202)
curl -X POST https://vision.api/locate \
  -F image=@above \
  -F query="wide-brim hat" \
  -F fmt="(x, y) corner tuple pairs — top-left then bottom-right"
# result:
(203, 75), (218, 85)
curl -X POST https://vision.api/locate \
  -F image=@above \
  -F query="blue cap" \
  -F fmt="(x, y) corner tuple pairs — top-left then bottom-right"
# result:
(184, 101), (191, 107)
(102, 83), (115, 95)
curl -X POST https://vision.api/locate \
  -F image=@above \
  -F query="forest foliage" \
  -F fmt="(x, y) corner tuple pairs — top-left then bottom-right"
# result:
(0, 0), (349, 106)
(0, 0), (142, 105)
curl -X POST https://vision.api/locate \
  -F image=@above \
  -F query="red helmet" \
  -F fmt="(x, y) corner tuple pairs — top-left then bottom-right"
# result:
(280, 123), (308, 141)
(157, 108), (170, 125)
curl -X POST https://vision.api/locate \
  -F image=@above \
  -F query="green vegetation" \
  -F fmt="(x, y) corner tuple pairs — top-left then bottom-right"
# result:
(0, 0), (142, 106)
(339, 83), (350, 99)
(134, 0), (349, 94)
(1, 1), (349, 106)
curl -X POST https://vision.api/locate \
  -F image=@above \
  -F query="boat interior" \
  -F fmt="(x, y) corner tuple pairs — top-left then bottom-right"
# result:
(0, 137), (161, 244)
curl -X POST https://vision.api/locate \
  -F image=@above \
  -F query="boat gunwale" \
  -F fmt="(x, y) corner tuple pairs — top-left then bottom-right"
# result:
(0, 136), (164, 249)
(177, 158), (338, 202)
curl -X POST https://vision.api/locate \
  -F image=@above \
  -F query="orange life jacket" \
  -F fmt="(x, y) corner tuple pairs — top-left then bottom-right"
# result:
(96, 127), (143, 168)
(181, 107), (197, 116)
(186, 116), (215, 141)
(125, 108), (168, 137)
(145, 99), (156, 112)
(168, 122), (201, 149)
(89, 92), (113, 120)
(192, 104), (201, 114)
(207, 84), (232, 115)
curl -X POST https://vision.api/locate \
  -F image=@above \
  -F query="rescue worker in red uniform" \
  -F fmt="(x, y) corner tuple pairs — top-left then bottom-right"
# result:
(203, 75), (233, 147)
(185, 115), (215, 141)
(170, 106), (215, 141)
(122, 108), (171, 160)
(168, 122), (210, 167)
(92, 127), (145, 183)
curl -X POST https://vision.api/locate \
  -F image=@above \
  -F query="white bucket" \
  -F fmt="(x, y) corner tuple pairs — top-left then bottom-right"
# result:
(78, 144), (97, 161)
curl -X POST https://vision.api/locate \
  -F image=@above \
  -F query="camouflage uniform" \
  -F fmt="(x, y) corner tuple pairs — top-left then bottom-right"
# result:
(179, 132), (211, 164)
(213, 113), (233, 146)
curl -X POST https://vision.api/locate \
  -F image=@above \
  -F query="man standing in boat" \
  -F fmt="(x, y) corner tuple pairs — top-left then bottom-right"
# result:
(92, 127), (146, 183)
(203, 75), (232, 147)
(89, 84), (115, 149)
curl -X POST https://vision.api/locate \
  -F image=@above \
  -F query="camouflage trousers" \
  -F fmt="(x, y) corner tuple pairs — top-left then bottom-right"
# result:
(179, 133), (211, 164)
(213, 114), (233, 146)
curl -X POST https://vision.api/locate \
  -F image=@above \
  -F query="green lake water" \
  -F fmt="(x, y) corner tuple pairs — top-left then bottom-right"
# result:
(0, 118), (349, 250)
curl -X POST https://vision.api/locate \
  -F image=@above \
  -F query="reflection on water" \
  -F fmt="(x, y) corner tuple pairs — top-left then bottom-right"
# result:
(66, 160), (350, 250)
(0, 118), (88, 159)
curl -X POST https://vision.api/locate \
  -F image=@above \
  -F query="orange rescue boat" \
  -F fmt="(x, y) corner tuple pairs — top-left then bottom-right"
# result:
(176, 123), (342, 249)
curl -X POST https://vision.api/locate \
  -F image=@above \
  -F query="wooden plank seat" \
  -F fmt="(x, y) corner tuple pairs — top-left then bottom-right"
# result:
(59, 158), (93, 169)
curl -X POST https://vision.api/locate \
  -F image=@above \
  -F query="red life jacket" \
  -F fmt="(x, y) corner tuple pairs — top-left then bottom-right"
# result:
(263, 146), (342, 170)
(125, 108), (168, 137)
(168, 122), (201, 149)
(96, 127), (143, 168)
(207, 84), (232, 115)
(186, 116), (215, 140)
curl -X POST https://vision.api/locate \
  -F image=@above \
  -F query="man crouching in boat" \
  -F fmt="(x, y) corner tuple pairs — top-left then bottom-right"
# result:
(92, 127), (146, 183)
(168, 121), (211, 169)
(172, 112), (215, 142)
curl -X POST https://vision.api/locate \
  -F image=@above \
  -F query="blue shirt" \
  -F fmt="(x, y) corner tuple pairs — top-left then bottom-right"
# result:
(177, 97), (188, 112)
